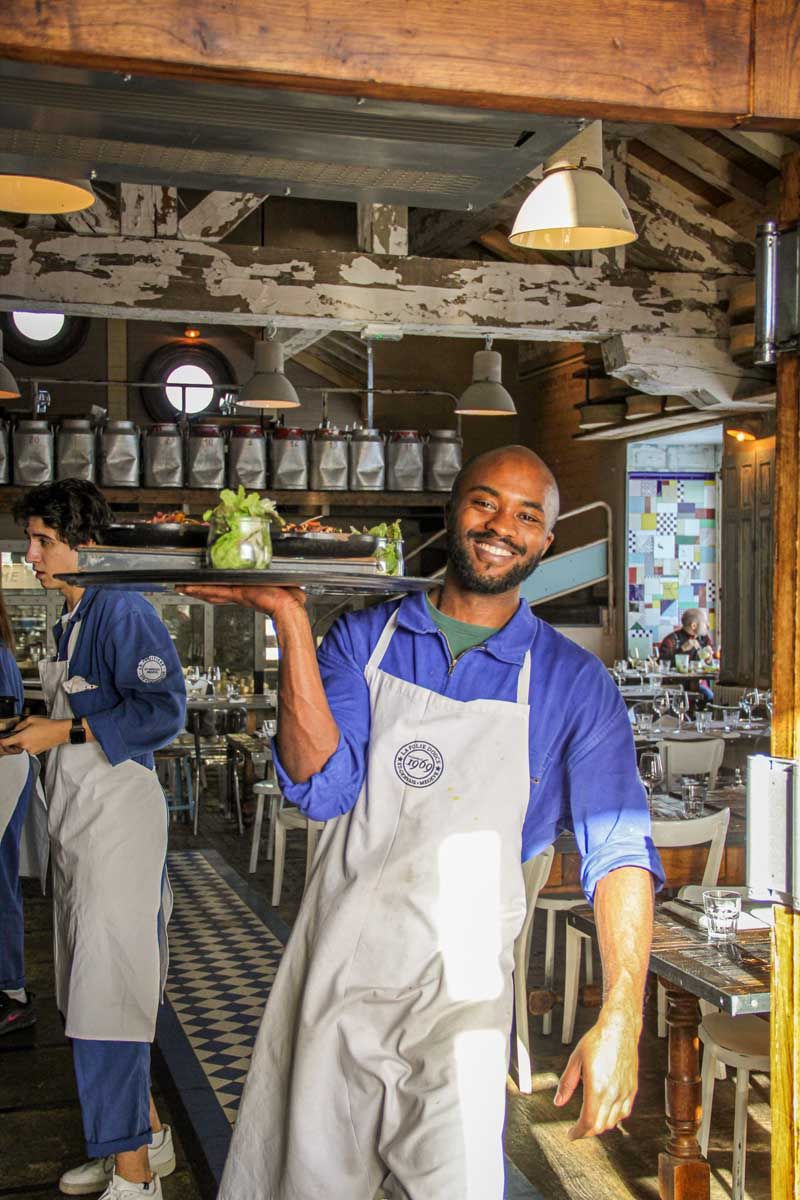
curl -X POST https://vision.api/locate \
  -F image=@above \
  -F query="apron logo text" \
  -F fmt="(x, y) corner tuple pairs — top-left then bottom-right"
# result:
(137, 656), (167, 684)
(394, 741), (444, 788)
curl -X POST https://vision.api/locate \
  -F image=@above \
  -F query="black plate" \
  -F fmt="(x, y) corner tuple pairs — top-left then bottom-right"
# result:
(102, 523), (209, 549)
(272, 532), (382, 558)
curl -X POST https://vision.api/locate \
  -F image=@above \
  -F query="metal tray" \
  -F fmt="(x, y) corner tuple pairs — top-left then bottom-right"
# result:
(55, 568), (435, 597)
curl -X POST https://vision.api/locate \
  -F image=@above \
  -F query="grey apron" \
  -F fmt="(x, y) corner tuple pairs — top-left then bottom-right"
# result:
(40, 608), (172, 1041)
(221, 609), (532, 1200)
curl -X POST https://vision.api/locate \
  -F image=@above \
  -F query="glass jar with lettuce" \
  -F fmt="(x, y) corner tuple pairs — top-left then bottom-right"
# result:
(205, 487), (284, 569)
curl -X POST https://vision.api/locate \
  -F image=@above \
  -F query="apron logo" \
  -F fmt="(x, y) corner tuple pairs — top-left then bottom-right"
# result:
(137, 656), (167, 684)
(394, 741), (444, 788)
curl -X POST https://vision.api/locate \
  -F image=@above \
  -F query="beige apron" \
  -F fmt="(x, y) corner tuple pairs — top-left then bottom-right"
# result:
(40, 608), (172, 1041)
(221, 609), (532, 1200)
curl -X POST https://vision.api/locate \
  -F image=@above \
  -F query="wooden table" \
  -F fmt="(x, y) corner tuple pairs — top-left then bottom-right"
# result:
(568, 905), (770, 1200)
(226, 731), (271, 821)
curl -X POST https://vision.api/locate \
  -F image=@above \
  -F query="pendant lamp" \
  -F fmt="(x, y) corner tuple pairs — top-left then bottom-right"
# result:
(0, 175), (96, 215)
(455, 337), (516, 416)
(0, 333), (21, 401)
(238, 334), (300, 409)
(509, 122), (636, 252)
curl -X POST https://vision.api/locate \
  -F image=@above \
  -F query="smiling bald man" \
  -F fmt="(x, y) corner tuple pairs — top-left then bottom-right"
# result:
(182, 444), (663, 1200)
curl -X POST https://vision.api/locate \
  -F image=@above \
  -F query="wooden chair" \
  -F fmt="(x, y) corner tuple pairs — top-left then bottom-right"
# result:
(511, 845), (555, 1094)
(657, 736), (725, 792)
(698, 1012), (770, 1200)
(560, 809), (730, 1044)
(271, 803), (323, 907)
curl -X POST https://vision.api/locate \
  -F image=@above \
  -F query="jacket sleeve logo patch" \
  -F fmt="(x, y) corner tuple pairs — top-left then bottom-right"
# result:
(137, 656), (168, 684)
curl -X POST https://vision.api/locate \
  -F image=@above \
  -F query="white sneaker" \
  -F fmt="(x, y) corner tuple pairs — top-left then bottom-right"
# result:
(98, 1174), (162, 1200)
(59, 1127), (176, 1195)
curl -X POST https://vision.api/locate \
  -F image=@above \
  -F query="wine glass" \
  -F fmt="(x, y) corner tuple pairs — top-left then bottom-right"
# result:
(639, 750), (665, 807)
(652, 691), (670, 730)
(671, 689), (689, 730)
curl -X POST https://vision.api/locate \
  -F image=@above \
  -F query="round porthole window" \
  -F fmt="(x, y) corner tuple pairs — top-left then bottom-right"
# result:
(0, 311), (90, 365)
(140, 344), (235, 422)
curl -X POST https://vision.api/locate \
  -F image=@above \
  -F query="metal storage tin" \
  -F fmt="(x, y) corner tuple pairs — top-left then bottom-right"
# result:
(227, 425), (267, 490)
(144, 423), (184, 489)
(0, 421), (9, 485)
(57, 418), (96, 482)
(424, 429), (462, 492)
(13, 420), (54, 486)
(270, 427), (308, 490)
(100, 420), (140, 488)
(310, 426), (349, 491)
(386, 429), (424, 492)
(349, 428), (385, 491)
(188, 424), (225, 489)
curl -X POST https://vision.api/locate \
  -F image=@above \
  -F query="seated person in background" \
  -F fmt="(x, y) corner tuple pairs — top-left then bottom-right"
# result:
(658, 607), (713, 664)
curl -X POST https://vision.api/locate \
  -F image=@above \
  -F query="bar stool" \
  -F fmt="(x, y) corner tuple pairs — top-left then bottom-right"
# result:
(698, 1012), (770, 1200)
(155, 746), (195, 825)
(249, 777), (282, 874)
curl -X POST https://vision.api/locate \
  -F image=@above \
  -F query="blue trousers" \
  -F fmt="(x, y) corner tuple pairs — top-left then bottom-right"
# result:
(72, 1039), (151, 1157)
(0, 779), (30, 990)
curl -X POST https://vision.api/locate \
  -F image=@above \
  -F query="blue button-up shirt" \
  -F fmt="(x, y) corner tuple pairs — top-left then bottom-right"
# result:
(274, 590), (663, 901)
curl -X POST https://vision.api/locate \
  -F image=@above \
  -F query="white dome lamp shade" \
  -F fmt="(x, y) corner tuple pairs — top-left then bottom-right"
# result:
(238, 336), (301, 409)
(0, 332), (21, 401)
(455, 338), (516, 416)
(0, 175), (96, 215)
(509, 121), (636, 252)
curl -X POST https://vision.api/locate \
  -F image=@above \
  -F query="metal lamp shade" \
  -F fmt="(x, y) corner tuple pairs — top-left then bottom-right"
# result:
(509, 167), (636, 251)
(0, 333), (20, 400)
(0, 175), (96, 214)
(455, 349), (516, 416)
(238, 340), (301, 409)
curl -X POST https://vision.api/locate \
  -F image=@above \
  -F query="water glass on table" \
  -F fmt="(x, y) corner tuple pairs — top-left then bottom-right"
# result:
(722, 706), (740, 732)
(681, 778), (707, 818)
(694, 707), (711, 733)
(702, 888), (742, 942)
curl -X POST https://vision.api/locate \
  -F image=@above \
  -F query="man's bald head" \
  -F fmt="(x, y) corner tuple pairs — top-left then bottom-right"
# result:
(450, 445), (560, 532)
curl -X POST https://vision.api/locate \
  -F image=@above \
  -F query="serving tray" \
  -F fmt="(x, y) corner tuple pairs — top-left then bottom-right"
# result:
(55, 568), (435, 597)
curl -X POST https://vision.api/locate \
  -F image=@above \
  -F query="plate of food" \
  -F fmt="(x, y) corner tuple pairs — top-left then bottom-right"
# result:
(102, 512), (209, 549)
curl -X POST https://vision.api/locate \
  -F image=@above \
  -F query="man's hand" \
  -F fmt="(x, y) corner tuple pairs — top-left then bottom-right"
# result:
(178, 584), (306, 618)
(554, 1003), (640, 1138)
(0, 716), (71, 756)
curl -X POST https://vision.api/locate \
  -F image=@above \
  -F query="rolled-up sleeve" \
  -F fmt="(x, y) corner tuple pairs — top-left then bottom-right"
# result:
(272, 616), (371, 821)
(567, 680), (665, 902)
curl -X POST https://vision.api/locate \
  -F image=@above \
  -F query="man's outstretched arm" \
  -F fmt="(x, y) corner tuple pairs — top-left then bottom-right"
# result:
(554, 865), (654, 1138)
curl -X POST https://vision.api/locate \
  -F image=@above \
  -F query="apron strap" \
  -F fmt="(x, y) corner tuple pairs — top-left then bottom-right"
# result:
(365, 609), (401, 676)
(516, 650), (531, 704)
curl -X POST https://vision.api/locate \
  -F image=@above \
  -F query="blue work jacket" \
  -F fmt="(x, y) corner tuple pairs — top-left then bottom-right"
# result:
(51, 588), (186, 769)
(273, 590), (664, 901)
(0, 643), (34, 805)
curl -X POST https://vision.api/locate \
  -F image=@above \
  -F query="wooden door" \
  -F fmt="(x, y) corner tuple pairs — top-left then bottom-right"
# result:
(721, 441), (755, 682)
(754, 437), (775, 688)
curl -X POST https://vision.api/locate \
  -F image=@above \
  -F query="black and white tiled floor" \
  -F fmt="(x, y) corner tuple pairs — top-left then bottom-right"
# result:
(157, 847), (540, 1198)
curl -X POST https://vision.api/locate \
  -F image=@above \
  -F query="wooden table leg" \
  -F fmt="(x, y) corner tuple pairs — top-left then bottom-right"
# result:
(658, 981), (710, 1200)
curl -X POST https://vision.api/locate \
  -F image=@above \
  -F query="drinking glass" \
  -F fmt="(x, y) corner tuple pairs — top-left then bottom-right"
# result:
(695, 708), (710, 733)
(639, 750), (664, 806)
(681, 778), (707, 818)
(722, 706), (740, 732)
(652, 691), (670, 729)
(633, 704), (654, 735)
(671, 689), (689, 729)
(702, 889), (741, 942)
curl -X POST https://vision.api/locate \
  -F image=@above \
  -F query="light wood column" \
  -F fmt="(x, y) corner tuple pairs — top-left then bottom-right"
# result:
(771, 149), (800, 1200)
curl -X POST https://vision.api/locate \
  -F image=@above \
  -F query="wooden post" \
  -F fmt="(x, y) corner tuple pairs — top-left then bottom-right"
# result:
(771, 149), (800, 1200)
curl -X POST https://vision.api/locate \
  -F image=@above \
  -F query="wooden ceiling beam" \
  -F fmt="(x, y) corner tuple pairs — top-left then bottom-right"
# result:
(292, 351), (362, 390)
(0, 226), (732, 343)
(1, 0), (780, 126)
(177, 192), (267, 243)
(631, 128), (768, 209)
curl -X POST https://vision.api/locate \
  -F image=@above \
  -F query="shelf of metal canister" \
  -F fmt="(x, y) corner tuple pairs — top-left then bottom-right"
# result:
(55, 565), (436, 596)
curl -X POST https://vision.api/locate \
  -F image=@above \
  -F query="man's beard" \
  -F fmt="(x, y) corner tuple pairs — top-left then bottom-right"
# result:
(445, 522), (544, 595)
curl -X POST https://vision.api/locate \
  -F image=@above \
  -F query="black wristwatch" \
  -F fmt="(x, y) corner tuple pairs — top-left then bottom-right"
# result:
(69, 717), (87, 745)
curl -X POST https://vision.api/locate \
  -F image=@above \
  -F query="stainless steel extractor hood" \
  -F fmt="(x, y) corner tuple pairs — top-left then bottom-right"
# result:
(0, 59), (584, 212)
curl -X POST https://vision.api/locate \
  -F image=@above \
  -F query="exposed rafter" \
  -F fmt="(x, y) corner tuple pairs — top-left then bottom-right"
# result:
(59, 189), (119, 235)
(0, 227), (732, 343)
(177, 192), (267, 243)
(602, 333), (774, 409)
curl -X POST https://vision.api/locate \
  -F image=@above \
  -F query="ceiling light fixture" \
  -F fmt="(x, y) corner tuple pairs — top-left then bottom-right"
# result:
(184, 327), (202, 340)
(455, 336), (516, 416)
(509, 122), (636, 252)
(0, 174), (96, 214)
(725, 420), (760, 443)
(237, 330), (300, 409)
(0, 332), (21, 400)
